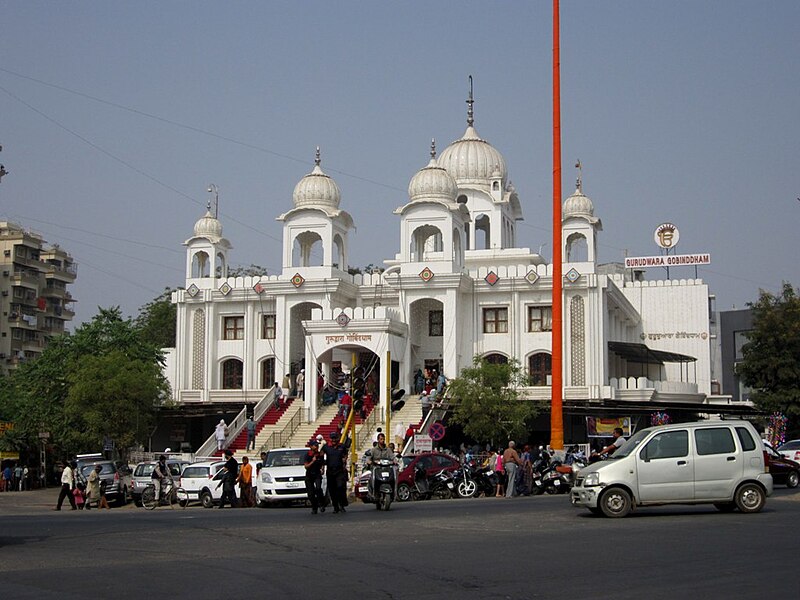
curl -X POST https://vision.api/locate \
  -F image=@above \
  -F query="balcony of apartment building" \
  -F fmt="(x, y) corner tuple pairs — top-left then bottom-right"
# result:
(42, 281), (71, 301)
(43, 301), (75, 320)
(6, 268), (41, 288)
(42, 259), (78, 283)
(9, 288), (40, 309)
(607, 341), (701, 402)
(11, 251), (46, 271)
(8, 311), (39, 330)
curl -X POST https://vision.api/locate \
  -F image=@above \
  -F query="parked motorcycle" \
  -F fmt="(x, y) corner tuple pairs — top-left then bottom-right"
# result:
(429, 469), (455, 500)
(452, 462), (479, 498)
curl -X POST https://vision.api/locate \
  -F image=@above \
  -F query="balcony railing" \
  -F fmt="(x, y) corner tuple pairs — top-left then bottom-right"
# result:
(610, 377), (698, 395)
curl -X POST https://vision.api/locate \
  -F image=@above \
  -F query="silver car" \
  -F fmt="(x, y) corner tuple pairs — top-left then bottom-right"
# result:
(571, 420), (772, 517)
(75, 459), (133, 506)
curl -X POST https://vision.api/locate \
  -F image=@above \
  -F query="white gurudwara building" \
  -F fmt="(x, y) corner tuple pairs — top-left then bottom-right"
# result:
(161, 93), (721, 452)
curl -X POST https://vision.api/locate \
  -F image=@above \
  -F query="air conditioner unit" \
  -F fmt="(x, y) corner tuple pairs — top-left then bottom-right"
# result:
(1, 291), (7, 296)
(3, 250), (10, 256)
(0, 353), (5, 359)
(2, 271), (8, 276)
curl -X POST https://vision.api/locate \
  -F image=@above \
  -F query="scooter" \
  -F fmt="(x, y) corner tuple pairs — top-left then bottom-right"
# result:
(371, 459), (396, 510)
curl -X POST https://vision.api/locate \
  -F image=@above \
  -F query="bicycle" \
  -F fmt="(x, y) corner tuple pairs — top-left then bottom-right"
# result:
(141, 478), (189, 510)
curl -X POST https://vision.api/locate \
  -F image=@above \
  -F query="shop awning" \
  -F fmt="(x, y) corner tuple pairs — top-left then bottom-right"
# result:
(608, 341), (696, 365)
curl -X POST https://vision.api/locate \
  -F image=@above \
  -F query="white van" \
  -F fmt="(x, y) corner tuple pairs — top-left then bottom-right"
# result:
(571, 420), (772, 517)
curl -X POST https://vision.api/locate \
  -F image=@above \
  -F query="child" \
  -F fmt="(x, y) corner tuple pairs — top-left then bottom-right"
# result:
(73, 483), (86, 510)
(98, 479), (111, 510)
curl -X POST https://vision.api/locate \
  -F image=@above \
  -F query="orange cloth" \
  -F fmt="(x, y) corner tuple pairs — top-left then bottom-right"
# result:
(238, 462), (252, 485)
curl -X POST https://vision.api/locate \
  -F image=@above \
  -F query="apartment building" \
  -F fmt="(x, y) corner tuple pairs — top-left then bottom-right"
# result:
(0, 221), (77, 372)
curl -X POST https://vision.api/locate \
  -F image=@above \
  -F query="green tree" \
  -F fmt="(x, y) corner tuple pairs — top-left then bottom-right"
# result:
(228, 263), (269, 277)
(8, 307), (169, 458)
(66, 350), (169, 454)
(134, 288), (177, 348)
(447, 356), (540, 444)
(738, 283), (800, 418)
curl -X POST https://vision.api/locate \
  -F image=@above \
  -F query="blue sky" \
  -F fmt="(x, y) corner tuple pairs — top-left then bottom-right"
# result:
(1, 1), (798, 326)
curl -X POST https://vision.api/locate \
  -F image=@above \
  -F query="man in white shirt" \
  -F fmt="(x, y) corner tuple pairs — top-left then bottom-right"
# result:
(54, 461), (77, 510)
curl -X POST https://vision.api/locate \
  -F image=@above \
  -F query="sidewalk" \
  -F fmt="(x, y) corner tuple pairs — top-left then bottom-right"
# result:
(0, 487), (138, 515)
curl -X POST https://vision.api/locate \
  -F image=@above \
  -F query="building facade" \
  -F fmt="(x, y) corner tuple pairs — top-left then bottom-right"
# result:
(164, 98), (718, 439)
(0, 221), (77, 372)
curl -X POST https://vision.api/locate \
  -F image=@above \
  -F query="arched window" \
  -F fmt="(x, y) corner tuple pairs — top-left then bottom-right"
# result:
(261, 358), (276, 389)
(222, 359), (243, 389)
(566, 232), (588, 262)
(215, 252), (227, 278)
(292, 231), (323, 267)
(475, 214), (491, 249)
(192, 251), (210, 278)
(528, 353), (552, 386)
(484, 353), (508, 365)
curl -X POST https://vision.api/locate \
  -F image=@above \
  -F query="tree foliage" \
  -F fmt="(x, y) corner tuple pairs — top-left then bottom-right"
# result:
(447, 356), (539, 445)
(134, 287), (177, 348)
(4, 307), (169, 458)
(738, 283), (800, 418)
(228, 263), (269, 277)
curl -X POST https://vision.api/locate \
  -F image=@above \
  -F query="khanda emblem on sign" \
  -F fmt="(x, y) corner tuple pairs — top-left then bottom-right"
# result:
(654, 223), (679, 249)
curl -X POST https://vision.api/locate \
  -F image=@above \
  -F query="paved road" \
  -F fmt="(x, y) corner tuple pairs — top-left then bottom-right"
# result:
(2, 487), (799, 599)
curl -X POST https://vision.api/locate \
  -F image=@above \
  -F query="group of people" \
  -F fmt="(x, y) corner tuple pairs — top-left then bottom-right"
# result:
(303, 430), (349, 514)
(1, 463), (30, 492)
(53, 461), (110, 511)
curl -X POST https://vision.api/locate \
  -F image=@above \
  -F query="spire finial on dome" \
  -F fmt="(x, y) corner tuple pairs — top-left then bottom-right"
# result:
(466, 75), (474, 127)
(315, 146), (321, 166)
(575, 159), (583, 192)
(430, 138), (436, 159)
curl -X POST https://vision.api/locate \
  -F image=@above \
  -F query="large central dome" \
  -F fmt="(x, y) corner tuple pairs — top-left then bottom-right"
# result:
(438, 125), (507, 186)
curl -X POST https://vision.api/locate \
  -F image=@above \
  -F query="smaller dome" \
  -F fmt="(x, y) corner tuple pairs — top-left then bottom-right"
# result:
(193, 209), (223, 239)
(408, 142), (458, 203)
(563, 187), (595, 219)
(292, 148), (341, 209)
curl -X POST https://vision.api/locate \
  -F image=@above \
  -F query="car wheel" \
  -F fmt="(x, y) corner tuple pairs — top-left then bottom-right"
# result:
(117, 487), (128, 507)
(734, 483), (765, 513)
(200, 491), (214, 509)
(258, 500), (268, 508)
(397, 483), (412, 502)
(598, 487), (632, 518)
(714, 502), (736, 512)
(787, 470), (799, 489)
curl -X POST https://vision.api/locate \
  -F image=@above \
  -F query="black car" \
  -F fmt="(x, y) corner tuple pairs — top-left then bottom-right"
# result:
(766, 445), (800, 488)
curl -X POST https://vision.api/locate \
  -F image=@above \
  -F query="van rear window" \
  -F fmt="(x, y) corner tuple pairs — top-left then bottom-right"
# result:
(694, 428), (736, 455)
(735, 427), (756, 451)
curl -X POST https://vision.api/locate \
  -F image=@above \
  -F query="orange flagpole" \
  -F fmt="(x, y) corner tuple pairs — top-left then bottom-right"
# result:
(550, 0), (564, 449)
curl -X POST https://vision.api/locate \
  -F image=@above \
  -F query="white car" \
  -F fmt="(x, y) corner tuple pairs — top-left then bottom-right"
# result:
(778, 439), (800, 463)
(180, 460), (225, 508)
(256, 447), (326, 507)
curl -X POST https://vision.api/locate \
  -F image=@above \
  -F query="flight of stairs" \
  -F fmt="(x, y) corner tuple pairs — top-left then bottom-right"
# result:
(286, 394), (379, 448)
(221, 399), (297, 457)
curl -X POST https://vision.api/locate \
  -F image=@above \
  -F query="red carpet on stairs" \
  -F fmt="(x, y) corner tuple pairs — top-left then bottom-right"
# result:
(305, 394), (378, 447)
(223, 399), (295, 453)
